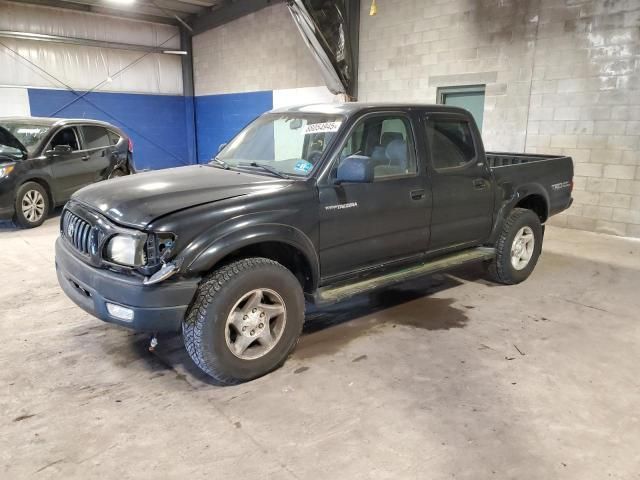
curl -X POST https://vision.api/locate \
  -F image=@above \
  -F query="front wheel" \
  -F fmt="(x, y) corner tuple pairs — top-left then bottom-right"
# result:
(183, 257), (305, 385)
(488, 208), (543, 285)
(14, 182), (49, 228)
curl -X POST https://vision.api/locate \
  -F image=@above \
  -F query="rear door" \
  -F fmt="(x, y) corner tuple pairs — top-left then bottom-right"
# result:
(80, 125), (113, 182)
(318, 112), (431, 281)
(422, 112), (494, 253)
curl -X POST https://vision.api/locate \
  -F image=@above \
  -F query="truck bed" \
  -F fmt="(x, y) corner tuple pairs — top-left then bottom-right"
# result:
(486, 151), (574, 218)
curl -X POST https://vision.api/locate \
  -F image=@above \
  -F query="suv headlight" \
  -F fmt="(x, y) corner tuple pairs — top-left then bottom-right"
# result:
(0, 164), (15, 178)
(105, 234), (146, 266)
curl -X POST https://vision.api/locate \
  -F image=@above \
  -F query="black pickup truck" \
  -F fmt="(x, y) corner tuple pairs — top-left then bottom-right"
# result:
(55, 103), (573, 384)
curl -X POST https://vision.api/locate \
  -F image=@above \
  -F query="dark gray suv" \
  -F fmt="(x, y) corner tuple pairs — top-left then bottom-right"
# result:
(0, 117), (134, 228)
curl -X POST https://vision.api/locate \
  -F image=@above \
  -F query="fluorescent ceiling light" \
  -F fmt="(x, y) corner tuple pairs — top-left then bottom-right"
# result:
(162, 50), (188, 55)
(106, 0), (135, 5)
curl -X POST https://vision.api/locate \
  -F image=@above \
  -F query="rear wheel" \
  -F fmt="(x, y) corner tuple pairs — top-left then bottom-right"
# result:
(108, 167), (127, 179)
(14, 182), (49, 228)
(488, 208), (542, 285)
(183, 257), (304, 385)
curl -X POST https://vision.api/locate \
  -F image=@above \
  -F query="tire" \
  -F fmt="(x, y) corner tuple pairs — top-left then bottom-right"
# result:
(13, 182), (49, 228)
(488, 208), (543, 285)
(183, 257), (305, 385)
(108, 168), (127, 179)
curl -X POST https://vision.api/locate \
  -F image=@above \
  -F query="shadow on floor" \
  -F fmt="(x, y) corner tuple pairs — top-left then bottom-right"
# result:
(124, 265), (493, 386)
(0, 207), (62, 232)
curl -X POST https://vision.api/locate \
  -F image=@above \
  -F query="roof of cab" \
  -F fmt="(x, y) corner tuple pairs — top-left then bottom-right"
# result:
(269, 102), (471, 116)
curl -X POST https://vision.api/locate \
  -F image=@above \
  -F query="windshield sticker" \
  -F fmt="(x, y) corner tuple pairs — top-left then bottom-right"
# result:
(303, 122), (342, 135)
(294, 160), (313, 174)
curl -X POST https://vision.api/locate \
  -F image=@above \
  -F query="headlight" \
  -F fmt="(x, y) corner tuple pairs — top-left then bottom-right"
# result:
(105, 234), (146, 266)
(0, 164), (15, 178)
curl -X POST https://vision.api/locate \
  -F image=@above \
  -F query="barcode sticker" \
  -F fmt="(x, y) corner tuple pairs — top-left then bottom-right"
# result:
(303, 122), (342, 134)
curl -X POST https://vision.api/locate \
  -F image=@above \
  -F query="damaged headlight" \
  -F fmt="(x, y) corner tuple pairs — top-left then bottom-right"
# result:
(105, 234), (146, 267)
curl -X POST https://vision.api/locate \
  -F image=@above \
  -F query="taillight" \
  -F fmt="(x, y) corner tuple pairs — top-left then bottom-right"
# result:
(128, 138), (134, 153)
(570, 178), (574, 193)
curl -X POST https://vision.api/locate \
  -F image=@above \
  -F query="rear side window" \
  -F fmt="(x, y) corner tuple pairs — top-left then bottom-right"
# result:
(425, 118), (476, 170)
(107, 130), (122, 145)
(82, 126), (110, 150)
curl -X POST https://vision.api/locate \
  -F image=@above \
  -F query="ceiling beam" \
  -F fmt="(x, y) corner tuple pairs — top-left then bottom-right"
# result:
(0, 30), (181, 53)
(191, 0), (283, 35)
(8, 0), (180, 25)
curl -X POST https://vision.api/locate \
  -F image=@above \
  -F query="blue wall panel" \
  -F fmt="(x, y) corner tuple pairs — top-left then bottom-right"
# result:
(195, 91), (273, 163)
(28, 89), (194, 171)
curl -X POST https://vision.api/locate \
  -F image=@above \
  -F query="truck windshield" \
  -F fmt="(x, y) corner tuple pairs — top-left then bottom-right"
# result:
(216, 113), (345, 177)
(1, 122), (51, 154)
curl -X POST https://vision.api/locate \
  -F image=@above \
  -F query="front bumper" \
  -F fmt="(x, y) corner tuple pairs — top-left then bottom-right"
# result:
(55, 237), (200, 332)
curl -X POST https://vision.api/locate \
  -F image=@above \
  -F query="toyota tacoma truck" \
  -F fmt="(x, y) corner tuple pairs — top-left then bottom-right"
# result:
(55, 103), (573, 385)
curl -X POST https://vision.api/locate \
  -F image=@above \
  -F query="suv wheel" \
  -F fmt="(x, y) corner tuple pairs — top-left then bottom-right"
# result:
(488, 208), (542, 285)
(14, 182), (49, 228)
(183, 257), (304, 385)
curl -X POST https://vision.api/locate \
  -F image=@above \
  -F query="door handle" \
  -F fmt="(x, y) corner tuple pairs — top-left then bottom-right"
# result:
(410, 189), (425, 200)
(473, 179), (488, 190)
(81, 155), (90, 161)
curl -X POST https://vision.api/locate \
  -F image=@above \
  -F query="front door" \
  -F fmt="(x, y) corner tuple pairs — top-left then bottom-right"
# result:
(422, 113), (494, 253)
(47, 126), (87, 201)
(318, 113), (431, 281)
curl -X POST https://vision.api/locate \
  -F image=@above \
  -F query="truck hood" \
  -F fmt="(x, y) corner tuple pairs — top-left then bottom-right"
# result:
(72, 165), (293, 228)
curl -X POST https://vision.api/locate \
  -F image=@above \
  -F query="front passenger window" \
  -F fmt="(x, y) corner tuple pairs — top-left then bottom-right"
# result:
(50, 128), (79, 151)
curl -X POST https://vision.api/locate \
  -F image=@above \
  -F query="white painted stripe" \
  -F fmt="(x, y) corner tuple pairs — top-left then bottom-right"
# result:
(0, 87), (31, 116)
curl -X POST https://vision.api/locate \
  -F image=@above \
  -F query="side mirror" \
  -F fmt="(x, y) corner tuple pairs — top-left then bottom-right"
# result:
(336, 155), (374, 184)
(218, 143), (227, 153)
(47, 145), (72, 156)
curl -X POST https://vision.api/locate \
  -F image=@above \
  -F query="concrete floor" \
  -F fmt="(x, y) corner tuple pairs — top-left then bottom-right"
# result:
(1, 215), (639, 480)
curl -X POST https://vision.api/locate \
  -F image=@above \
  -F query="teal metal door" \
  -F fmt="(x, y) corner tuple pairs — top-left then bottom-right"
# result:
(438, 86), (485, 131)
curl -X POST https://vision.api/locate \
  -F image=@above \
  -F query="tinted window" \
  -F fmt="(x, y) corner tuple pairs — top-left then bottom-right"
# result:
(337, 115), (416, 180)
(50, 127), (79, 151)
(82, 126), (110, 150)
(107, 130), (122, 145)
(425, 118), (476, 170)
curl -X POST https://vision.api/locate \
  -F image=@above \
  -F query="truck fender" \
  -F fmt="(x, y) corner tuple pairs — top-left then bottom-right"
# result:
(489, 182), (550, 244)
(184, 223), (320, 289)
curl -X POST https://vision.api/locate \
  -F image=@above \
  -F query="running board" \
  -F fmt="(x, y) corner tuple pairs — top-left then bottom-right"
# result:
(313, 247), (495, 305)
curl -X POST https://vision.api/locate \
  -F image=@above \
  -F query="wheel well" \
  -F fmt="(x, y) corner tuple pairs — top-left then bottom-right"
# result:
(22, 178), (54, 207)
(515, 194), (547, 222)
(215, 242), (315, 293)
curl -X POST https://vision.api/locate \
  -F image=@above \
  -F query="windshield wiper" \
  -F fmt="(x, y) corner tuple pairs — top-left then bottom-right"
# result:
(209, 156), (230, 169)
(240, 162), (288, 179)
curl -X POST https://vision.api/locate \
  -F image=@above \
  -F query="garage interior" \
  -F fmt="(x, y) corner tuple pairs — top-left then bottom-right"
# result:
(1, 0), (639, 478)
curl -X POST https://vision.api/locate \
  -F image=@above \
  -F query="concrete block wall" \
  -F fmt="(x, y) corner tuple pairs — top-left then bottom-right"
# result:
(193, 4), (323, 95)
(359, 0), (640, 238)
(525, 0), (640, 237)
(358, 0), (539, 152)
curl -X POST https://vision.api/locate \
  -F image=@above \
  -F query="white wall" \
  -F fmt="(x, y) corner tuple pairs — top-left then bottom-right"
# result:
(0, 87), (30, 116)
(0, 0), (182, 95)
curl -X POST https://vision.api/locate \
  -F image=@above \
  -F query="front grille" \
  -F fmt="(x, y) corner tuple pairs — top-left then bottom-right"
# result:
(61, 210), (94, 255)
